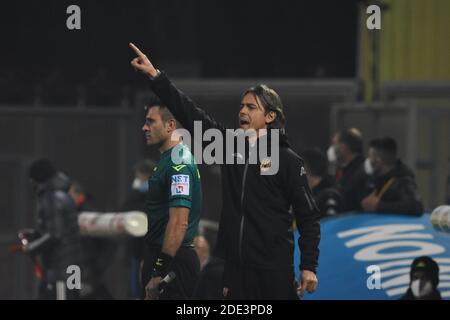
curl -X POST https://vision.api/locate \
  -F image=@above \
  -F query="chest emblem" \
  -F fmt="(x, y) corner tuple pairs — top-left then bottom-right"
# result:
(260, 158), (272, 173)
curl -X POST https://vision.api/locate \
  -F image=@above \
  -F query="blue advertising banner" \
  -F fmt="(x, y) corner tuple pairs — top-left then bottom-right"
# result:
(294, 213), (450, 300)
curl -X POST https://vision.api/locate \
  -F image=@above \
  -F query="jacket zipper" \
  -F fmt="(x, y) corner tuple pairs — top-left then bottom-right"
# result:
(238, 159), (249, 264)
(302, 186), (315, 211)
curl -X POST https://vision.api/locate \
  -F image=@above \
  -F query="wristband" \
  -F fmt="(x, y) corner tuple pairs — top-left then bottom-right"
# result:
(151, 252), (173, 278)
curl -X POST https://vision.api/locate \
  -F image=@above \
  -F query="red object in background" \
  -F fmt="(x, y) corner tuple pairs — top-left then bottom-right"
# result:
(33, 264), (43, 280)
(8, 243), (43, 279)
(75, 193), (86, 208)
(335, 168), (343, 182)
(8, 244), (23, 253)
(9, 229), (44, 280)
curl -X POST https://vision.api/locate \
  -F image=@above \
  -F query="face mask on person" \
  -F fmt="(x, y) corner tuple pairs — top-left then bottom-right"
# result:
(364, 158), (374, 175)
(411, 279), (434, 298)
(132, 178), (148, 193)
(327, 146), (336, 163)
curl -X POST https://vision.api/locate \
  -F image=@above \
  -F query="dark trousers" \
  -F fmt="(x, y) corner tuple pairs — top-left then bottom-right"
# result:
(224, 263), (299, 300)
(141, 244), (200, 300)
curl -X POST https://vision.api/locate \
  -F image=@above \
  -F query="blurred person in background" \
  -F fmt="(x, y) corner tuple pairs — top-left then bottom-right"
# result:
(329, 128), (368, 212)
(361, 137), (424, 215)
(192, 235), (224, 300)
(121, 160), (155, 299)
(401, 256), (441, 300)
(27, 159), (81, 300)
(302, 148), (343, 217)
(193, 235), (210, 269)
(69, 181), (96, 212)
(69, 181), (114, 300)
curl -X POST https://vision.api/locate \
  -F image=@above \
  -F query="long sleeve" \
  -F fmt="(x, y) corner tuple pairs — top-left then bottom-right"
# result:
(286, 155), (321, 273)
(27, 193), (66, 254)
(149, 72), (225, 135)
(377, 177), (424, 215)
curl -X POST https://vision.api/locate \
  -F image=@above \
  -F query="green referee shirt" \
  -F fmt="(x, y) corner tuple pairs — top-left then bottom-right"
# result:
(145, 143), (202, 246)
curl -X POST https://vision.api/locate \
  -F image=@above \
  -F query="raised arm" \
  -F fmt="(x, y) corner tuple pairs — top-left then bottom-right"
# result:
(129, 43), (224, 135)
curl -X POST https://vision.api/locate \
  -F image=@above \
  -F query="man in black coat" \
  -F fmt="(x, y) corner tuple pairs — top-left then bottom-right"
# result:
(69, 180), (114, 300)
(129, 43), (321, 300)
(331, 128), (369, 212)
(26, 159), (82, 300)
(401, 256), (441, 300)
(192, 236), (224, 300)
(361, 137), (424, 215)
(121, 160), (155, 299)
(302, 148), (343, 217)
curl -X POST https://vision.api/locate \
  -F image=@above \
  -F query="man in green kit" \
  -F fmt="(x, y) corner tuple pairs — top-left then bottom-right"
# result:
(140, 97), (202, 300)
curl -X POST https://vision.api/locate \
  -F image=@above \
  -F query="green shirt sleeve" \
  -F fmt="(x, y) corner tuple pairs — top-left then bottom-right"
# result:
(168, 164), (194, 209)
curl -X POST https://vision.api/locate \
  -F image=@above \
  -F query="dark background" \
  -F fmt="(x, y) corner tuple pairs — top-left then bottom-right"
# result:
(0, 0), (357, 105)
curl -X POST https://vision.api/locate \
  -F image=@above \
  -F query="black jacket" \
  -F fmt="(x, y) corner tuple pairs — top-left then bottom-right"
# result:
(367, 160), (424, 215)
(149, 72), (321, 274)
(192, 257), (225, 300)
(338, 155), (369, 212)
(400, 288), (441, 300)
(31, 173), (81, 281)
(312, 175), (343, 217)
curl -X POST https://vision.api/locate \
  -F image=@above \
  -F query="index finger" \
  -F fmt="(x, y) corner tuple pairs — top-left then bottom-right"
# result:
(129, 42), (144, 56)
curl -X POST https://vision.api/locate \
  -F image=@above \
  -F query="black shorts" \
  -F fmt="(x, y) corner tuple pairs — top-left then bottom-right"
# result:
(141, 243), (200, 300)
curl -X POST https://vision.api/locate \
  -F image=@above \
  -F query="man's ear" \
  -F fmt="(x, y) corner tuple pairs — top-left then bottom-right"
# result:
(265, 111), (277, 124)
(166, 118), (177, 132)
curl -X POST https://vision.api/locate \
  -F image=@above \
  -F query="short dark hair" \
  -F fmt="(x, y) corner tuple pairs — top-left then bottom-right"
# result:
(302, 148), (328, 177)
(146, 95), (163, 110)
(243, 84), (286, 132)
(369, 137), (397, 165)
(337, 128), (363, 154)
(144, 97), (181, 127)
(28, 159), (57, 183)
(410, 256), (440, 287)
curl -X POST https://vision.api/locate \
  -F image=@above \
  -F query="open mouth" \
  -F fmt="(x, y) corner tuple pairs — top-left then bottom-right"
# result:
(239, 119), (250, 126)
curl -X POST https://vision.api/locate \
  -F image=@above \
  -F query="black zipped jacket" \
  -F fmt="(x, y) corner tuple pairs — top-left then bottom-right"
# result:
(367, 160), (424, 215)
(31, 173), (82, 281)
(338, 155), (368, 212)
(148, 72), (321, 275)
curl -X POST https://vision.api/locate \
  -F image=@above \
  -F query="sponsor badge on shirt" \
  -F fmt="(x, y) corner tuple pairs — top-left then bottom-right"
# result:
(171, 174), (190, 196)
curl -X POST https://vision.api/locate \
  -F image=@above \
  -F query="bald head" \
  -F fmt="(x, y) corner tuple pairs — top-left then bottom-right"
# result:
(333, 127), (364, 166)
